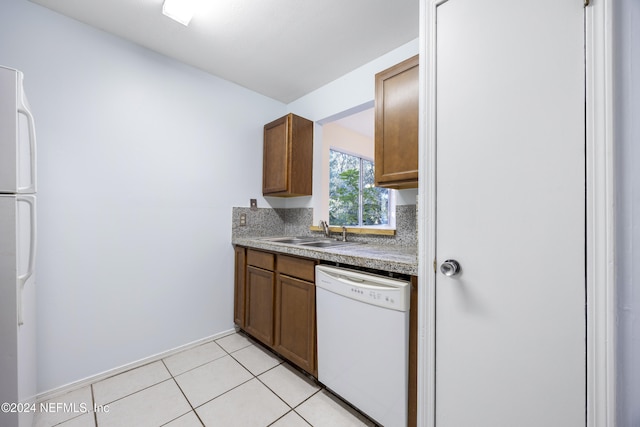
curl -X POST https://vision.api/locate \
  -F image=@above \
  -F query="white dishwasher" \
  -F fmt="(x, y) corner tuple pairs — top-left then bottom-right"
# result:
(315, 265), (410, 427)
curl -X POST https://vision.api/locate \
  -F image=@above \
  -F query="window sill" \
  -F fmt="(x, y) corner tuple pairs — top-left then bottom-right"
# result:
(309, 225), (396, 236)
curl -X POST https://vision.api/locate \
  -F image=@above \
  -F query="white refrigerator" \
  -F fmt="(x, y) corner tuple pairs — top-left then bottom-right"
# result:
(0, 66), (37, 427)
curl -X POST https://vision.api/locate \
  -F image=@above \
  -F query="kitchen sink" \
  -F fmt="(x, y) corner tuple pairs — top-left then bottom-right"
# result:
(261, 236), (319, 244)
(298, 240), (359, 248)
(260, 236), (362, 248)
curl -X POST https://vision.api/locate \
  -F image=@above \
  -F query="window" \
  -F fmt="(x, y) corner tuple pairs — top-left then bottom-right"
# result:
(329, 149), (389, 226)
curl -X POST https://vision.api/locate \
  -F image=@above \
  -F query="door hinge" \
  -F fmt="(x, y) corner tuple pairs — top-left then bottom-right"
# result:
(584, 0), (590, 7)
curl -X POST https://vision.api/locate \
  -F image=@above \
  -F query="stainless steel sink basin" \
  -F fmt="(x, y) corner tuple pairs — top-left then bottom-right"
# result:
(261, 236), (319, 244)
(298, 240), (359, 248)
(260, 236), (362, 248)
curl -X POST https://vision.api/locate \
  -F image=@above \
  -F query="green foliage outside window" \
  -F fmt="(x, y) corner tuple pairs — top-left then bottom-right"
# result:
(329, 150), (389, 226)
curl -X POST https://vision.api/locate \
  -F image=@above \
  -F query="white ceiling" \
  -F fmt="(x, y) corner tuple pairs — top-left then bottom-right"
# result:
(28, 0), (419, 103)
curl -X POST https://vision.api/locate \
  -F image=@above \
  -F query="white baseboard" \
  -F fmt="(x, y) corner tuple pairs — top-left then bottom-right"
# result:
(36, 328), (238, 403)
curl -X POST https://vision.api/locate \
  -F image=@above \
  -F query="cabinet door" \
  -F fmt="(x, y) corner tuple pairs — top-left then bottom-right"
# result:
(233, 246), (246, 328)
(375, 55), (419, 189)
(274, 274), (316, 375)
(263, 115), (289, 194)
(245, 266), (275, 346)
(262, 114), (313, 197)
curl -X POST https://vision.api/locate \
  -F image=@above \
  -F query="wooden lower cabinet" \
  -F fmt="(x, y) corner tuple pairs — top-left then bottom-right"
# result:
(233, 246), (416, 425)
(244, 265), (275, 346)
(274, 274), (316, 375)
(233, 246), (246, 328)
(235, 247), (317, 376)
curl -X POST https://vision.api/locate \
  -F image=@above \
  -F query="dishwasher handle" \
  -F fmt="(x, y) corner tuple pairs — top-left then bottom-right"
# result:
(315, 266), (410, 311)
(317, 265), (408, 289)
(335, 275), (397, 291)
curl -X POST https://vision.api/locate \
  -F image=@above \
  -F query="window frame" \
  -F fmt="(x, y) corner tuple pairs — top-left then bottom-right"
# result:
(328, 148), (393, 227)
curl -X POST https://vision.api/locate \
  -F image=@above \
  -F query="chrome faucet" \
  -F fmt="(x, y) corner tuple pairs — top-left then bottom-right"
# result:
(320, 220), (331, 238)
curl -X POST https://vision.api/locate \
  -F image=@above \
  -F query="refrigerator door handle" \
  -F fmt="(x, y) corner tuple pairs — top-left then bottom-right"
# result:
(17, 100), (37, 193)
(17, 196), (36, 326)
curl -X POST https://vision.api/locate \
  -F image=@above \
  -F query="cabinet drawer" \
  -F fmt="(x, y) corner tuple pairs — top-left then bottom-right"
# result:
(247, 249), (275, 271)
(277, 255), (316, 282)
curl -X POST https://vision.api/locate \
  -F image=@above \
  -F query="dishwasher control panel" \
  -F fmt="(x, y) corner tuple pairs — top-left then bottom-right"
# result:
(316, 265), (410, 311)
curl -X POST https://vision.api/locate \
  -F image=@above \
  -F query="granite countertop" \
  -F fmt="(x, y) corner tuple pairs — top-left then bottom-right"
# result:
(232, 236), (418, 276)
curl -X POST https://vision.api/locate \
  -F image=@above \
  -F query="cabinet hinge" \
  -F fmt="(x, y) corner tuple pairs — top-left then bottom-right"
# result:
(433, 259), (437, 273)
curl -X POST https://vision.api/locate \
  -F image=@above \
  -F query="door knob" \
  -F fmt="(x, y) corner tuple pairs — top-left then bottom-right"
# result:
(440, 259), (461, 277)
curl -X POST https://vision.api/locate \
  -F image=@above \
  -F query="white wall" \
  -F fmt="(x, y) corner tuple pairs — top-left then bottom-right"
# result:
(0, 0), (285, 392)
(615, 0), (640, 425)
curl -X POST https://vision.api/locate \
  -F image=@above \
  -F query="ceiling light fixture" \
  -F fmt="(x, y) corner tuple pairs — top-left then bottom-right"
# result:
(162, 0), (197, 26)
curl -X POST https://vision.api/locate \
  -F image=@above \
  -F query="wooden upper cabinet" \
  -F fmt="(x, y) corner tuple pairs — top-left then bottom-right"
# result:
(263, 113), (314, 197)
(374, 55), (419, 189)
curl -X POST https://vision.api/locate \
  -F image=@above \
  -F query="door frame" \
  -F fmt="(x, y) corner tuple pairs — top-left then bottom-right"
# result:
(416, 0), (616, 426)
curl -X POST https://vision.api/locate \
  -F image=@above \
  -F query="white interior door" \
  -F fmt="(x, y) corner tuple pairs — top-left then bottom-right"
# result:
(435, 0), (585, 426)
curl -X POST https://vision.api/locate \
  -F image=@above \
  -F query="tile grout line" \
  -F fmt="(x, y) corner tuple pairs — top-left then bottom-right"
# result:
(77, 332), (331, 427)
(170, 336), (257, 419)
(206, 334), (304, 426)
(227, 356), (303, 427)
(91, 376), (174, 409)
(261, 383), (318, 427)
(90, 384), (98, 427)
(92, 336), (237, 421)
(226, 331), (325, 427)
(192, 377), (256, 413)
(49, 333), (312, 427)
(288, 389), (323, 427)
(165, 352), (229, 378)
(160, 359), (205, 427)
(254, 373), (295, 409)
(43, 387), (100, 427)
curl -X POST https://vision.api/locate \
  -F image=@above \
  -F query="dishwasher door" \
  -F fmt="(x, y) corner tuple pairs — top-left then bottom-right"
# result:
(315, 265), (410, 427)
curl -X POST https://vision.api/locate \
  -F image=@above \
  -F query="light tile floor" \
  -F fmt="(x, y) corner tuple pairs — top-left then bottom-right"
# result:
(34, 332), (377, 427)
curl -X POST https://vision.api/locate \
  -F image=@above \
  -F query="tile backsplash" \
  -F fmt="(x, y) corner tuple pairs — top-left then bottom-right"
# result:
(232, 205), (417, 248)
